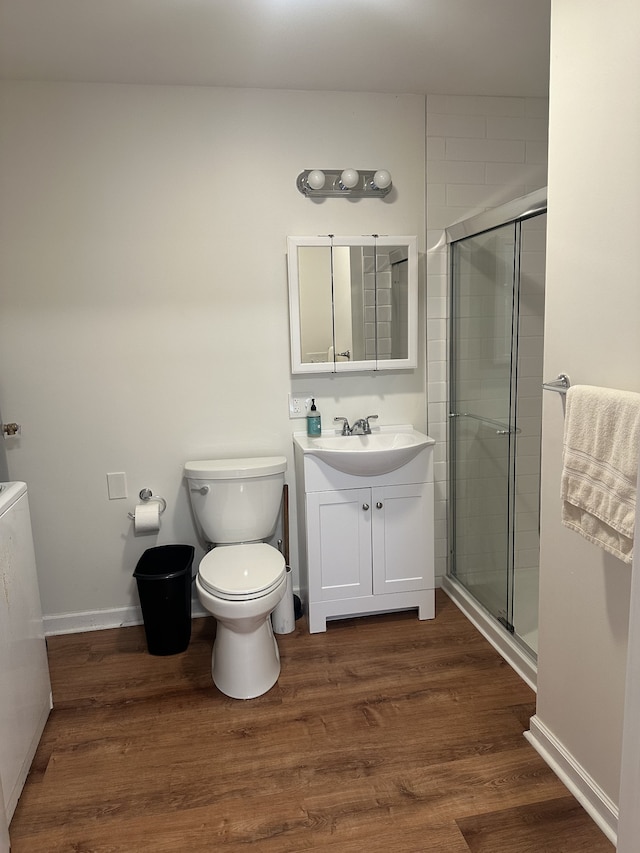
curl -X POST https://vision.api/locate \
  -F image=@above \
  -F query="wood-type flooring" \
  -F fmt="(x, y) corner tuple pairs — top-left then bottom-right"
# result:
(10, 591), (614, 852)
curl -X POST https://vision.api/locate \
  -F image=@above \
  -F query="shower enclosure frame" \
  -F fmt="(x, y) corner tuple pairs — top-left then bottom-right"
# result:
(442, 187), (547, 691)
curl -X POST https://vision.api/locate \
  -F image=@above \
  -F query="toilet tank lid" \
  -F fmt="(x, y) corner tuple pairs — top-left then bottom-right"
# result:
(184, 456), (287, 480)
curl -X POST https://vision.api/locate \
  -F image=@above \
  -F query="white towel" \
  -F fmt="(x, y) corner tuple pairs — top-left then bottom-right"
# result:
(561, 385), (640, 564)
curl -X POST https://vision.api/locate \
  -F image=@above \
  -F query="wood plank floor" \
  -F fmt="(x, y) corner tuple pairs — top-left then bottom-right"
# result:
(10, 591), (614, 852)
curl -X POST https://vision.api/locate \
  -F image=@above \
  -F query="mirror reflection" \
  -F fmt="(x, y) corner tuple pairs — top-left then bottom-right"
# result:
(297, 246), (333, 364)
(288, 236), (417, 374)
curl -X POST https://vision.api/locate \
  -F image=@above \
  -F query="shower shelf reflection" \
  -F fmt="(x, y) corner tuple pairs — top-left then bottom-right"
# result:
(449, 411), (521, 435)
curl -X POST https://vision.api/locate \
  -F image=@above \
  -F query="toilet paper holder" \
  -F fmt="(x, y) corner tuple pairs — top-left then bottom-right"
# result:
(127, 488), (167, 520)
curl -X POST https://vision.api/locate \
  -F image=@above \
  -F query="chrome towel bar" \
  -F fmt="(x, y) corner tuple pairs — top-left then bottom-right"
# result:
(542, 373), (571, 394)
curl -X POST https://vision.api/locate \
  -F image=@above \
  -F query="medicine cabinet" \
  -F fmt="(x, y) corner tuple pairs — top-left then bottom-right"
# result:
(286, 235), (418, 374)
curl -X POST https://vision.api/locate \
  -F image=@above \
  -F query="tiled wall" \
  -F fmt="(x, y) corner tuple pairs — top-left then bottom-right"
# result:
(362, 246), (394, 360)
(425, 94), (549, 583)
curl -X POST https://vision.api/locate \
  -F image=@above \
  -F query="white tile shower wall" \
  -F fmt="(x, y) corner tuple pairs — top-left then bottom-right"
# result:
(363, 247), (394, 360)
(426, 94), (548, 582)
(375, 249), (393, 359)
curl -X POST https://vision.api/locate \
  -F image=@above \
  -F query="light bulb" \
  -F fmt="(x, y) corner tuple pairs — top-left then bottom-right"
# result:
(306, 170), (326, 190)
(372, 169), (392, 190)
(340, 169), (359, 189)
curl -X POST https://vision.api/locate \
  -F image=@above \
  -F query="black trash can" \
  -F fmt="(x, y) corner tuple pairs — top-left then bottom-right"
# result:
(133, 544), (195, 656)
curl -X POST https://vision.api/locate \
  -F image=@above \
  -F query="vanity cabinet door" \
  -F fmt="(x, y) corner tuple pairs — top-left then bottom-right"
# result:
(306, 489), (372, 601)
(371, 483), (434, 595)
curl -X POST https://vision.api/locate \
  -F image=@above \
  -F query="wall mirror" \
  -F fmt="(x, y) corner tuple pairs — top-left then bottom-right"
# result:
(286, 235), (418, 374)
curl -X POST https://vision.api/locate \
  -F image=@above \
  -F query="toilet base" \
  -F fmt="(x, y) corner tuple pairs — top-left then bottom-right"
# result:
(212, 617), (280, 700)
(195, 574), (286, 700)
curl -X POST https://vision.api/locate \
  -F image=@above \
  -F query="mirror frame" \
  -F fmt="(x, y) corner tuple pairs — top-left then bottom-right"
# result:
(287, 235), (418, 374)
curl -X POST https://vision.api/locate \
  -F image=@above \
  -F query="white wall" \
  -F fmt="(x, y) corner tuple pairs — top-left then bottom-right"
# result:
(532, 0), (640, 828)
(425, 94), (549, 581)
(0, 82), (426, 628)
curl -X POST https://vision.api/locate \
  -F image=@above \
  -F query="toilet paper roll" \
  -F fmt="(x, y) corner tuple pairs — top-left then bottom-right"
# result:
(133, 502), (160, 534)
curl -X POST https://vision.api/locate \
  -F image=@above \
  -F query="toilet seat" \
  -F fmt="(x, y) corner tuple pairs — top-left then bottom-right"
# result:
(198, 543), (286, 601)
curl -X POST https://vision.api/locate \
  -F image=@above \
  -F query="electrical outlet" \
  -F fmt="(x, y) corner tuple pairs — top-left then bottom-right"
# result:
(288, 392), (314, 419)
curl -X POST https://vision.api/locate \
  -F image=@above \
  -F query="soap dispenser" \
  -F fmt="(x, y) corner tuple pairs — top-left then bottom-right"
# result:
(306, 398), (322, 436)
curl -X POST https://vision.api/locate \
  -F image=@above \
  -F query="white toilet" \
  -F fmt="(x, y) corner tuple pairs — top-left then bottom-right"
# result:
(184, 456), (288, 700)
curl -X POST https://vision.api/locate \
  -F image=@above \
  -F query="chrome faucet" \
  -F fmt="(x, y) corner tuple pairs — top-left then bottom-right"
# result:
(334, 414), (379, 435)
(351, 415), (379, 435)
(334, 416), (351, 436)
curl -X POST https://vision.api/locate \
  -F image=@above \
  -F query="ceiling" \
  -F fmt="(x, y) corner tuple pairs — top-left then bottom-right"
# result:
(0, 0), (551, 97)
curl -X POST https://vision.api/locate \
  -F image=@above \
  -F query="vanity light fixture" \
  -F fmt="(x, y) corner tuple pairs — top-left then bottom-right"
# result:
(297, 168), (393, 198)
(339, 168), (359, 189)
(306, 170), (326, 190)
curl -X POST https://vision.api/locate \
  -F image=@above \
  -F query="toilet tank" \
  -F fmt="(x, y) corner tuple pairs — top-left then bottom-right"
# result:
(184, 456), (286, 544)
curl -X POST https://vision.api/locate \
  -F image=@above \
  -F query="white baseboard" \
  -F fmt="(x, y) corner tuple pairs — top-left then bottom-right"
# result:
(525, 715), (618, 846)
(43, 600), (209, 636)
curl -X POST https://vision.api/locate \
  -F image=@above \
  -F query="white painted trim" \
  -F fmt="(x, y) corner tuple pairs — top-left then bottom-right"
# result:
(43, 601), (209, 636)
(617, 454), (640, 852)
(525, 715), (618, 846)
(441, 575), (537, 691)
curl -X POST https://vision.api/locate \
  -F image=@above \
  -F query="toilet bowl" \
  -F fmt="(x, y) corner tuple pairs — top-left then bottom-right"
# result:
(184, 456), (288, 700)
(196, 544), (286, 699)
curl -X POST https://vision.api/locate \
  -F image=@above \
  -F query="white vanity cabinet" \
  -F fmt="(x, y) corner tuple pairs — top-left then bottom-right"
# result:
(294, 436), (435, 633)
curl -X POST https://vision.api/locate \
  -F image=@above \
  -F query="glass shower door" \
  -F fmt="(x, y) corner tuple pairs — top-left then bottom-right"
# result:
(510, 212), (546, 654)
(449, 222), (519, 630)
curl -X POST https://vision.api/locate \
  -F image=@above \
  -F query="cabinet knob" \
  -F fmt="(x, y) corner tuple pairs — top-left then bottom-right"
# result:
(376, 501), (383, 509)
(362, 503), (370, 511)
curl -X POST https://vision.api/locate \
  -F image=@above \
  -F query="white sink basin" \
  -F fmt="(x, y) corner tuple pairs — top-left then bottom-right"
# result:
(294, 428), (434, 476)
